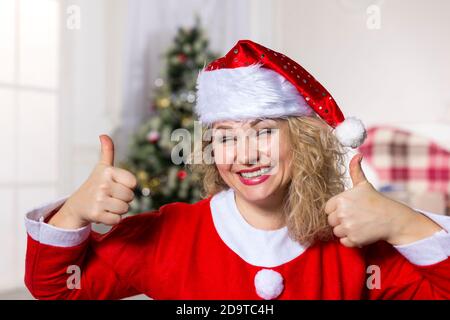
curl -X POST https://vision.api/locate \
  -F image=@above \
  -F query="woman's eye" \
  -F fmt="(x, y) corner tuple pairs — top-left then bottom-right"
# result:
(257, 128), (273, 136)
(217, 136), (235, 143)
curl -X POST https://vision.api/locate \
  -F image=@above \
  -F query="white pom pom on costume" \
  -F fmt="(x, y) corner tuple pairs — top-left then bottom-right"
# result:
(254, 269), (284, 300)
(334, 117), (367, 148)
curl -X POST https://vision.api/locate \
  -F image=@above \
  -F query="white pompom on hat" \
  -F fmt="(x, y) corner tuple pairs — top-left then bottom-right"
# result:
(194, 39), (366, 148)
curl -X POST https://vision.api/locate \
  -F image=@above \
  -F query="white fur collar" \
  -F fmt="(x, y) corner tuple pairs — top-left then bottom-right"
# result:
(209, 188), (306, 267)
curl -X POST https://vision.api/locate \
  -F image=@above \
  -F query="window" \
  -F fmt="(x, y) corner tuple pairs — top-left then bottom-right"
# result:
(0, 0), (60, 291)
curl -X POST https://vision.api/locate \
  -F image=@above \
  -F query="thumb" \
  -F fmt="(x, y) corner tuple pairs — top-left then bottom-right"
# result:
(349, 153), (367, 187)
(99, 134), (115, 166)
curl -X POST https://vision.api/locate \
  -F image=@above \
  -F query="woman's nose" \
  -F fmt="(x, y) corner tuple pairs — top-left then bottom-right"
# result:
(236, 136), (259, 165)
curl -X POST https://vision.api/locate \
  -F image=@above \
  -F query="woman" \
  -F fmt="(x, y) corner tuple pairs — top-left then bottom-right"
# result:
(24, 40), (450, 300)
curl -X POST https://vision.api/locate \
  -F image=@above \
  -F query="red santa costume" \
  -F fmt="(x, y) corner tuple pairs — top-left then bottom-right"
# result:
(24, 40), (450, 300)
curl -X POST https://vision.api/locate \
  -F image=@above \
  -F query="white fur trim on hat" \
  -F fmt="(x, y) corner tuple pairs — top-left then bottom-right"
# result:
(254, 269), (284, 300)
(334, 117), (367, 148)
(195, 63), (313, 124)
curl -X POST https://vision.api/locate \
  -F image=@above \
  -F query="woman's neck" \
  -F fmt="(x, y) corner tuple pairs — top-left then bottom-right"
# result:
(234, 189), (287, 231)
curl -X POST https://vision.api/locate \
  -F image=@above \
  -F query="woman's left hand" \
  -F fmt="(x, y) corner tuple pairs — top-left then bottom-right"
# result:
(325, 154), (442, 248)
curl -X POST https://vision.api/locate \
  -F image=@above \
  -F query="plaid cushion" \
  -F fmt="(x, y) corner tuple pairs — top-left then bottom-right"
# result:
(358, 126), (450, 215)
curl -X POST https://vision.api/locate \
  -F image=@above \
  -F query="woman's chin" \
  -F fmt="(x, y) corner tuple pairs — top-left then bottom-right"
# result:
(234, 183), (277, 203)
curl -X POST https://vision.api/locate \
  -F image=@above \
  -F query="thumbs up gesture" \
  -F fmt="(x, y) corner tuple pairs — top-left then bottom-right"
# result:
(49, 135), (137, 229)
(325, 154), (442, 248)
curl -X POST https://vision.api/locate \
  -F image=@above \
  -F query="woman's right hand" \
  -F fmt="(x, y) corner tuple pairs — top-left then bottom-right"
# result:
(49, 135), (137, 229)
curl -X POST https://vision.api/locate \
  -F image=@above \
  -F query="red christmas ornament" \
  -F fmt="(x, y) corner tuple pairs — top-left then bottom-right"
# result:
(178, 53), (187, 64)
(146, 130), (160, 143)
(177, 169), (188, 180)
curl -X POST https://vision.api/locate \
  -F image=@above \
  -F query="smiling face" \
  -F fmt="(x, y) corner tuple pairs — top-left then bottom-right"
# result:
(211, 118), (293, 204)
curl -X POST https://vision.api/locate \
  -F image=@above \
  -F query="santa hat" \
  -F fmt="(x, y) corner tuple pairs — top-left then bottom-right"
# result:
(194, 39), (366, 148)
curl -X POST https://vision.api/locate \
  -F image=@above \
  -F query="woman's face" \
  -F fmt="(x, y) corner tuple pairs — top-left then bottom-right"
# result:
(211, 118), (292, 203)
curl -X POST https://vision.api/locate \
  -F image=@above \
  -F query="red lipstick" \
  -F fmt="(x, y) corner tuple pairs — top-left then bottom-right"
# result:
(236, 166), (272, 186)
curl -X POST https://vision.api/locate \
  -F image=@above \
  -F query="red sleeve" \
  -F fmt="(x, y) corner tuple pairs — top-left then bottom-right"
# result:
(25, 210), (164, 300)
(365, 241), (450, 300)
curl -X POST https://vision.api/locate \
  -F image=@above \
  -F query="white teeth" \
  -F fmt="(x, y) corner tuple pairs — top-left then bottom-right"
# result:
(239, 167), (271, 179)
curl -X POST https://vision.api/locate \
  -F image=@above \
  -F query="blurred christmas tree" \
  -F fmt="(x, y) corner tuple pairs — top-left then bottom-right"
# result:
(119, 17), (218, 213)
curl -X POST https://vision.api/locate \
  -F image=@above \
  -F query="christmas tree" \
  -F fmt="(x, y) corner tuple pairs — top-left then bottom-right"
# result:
(120, 17), (218, 213)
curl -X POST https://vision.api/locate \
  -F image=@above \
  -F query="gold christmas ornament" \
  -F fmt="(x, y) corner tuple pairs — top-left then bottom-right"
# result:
(181, 116), (193, 127)
(150, 178), (161, 188)
(157, 97), (170, 109)
(137, 170), (149, 183)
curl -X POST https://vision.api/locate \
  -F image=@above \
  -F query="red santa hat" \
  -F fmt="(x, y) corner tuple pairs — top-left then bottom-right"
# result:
(194, 39), (366, 148)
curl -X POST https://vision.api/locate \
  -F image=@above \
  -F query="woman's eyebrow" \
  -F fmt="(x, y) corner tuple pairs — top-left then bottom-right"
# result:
(247, 119), (277, 127)
(213, 119), (276, 130)
(252, 119), (277, 127)
(213, 120), (261, 129)
(248, 119), (263, 126)
(213, 125), (234, 129)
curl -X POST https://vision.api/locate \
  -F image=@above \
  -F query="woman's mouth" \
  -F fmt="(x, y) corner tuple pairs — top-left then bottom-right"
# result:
(237, 166), (272, 186)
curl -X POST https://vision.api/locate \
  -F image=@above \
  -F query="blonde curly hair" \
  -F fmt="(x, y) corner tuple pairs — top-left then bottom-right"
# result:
(188, 115), (347, 245)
